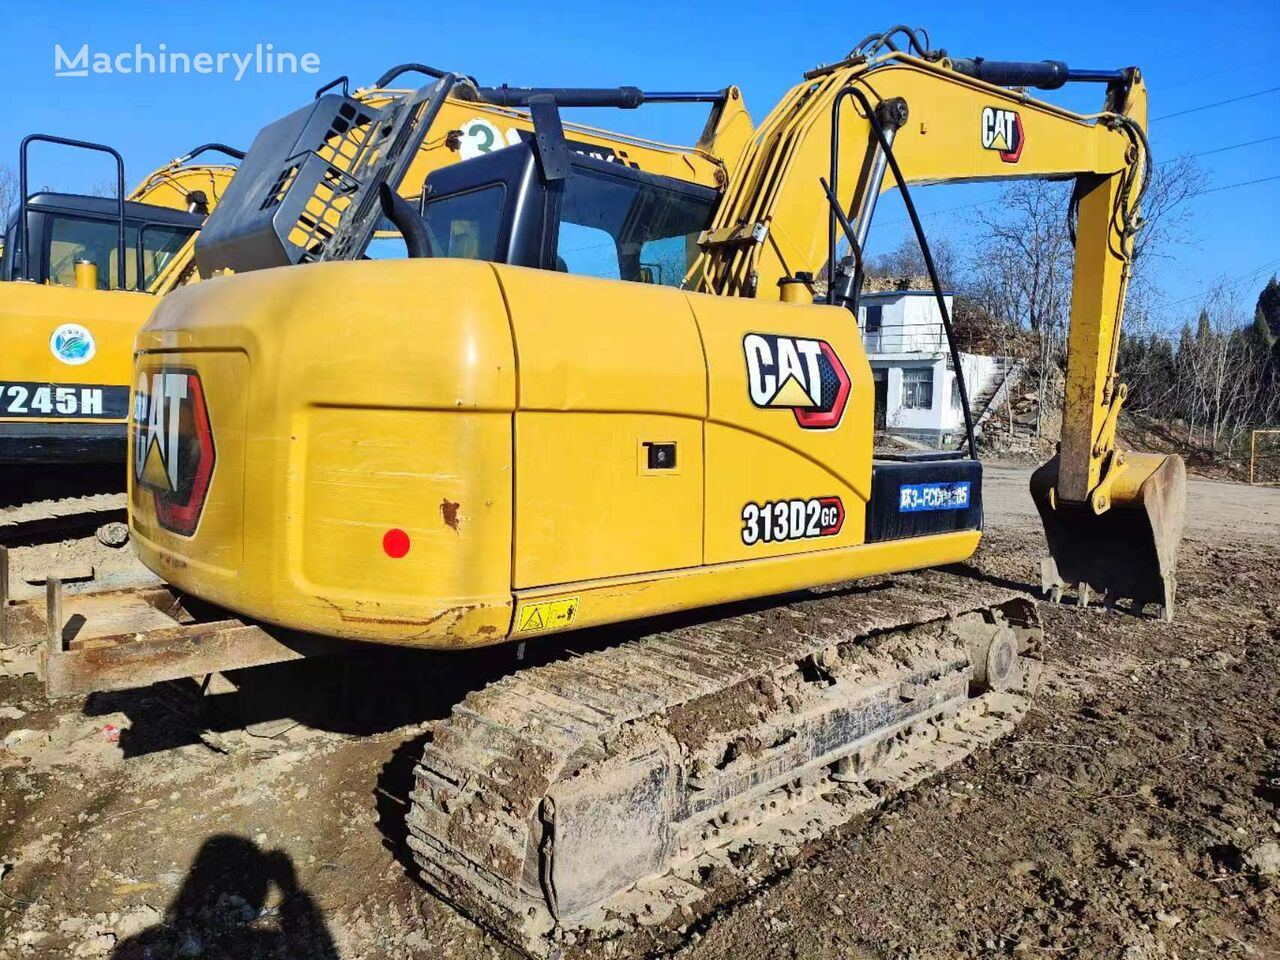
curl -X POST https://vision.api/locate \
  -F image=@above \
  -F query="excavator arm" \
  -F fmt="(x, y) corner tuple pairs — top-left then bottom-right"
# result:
(1032, 77), (1186, 616)
(692, 47), (1185, 615)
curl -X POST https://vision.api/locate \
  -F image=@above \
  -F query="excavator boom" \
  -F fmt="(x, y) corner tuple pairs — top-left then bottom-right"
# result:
(690, 46), (1185, 616)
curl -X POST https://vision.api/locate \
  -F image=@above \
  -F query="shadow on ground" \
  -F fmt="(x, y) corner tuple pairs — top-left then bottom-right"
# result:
(111, 834), (338, 960)
(78, 577), (901, 759)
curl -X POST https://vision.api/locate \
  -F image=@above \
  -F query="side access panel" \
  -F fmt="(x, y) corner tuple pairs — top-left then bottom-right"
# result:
(499, 266), (707, 587)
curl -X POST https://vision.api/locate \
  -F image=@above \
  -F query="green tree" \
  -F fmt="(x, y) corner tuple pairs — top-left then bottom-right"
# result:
(1255, 275), (1280, 348)
(1196, 308), (1211, 340)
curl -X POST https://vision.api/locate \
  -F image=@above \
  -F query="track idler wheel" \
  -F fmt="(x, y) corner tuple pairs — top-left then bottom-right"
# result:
(956, 619), (1021, 694)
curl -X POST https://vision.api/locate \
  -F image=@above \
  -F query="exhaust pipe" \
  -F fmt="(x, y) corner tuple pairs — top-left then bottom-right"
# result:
(377, 183), (432, 259)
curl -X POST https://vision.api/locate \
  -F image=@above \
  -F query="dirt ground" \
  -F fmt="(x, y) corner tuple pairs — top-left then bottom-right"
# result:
(1, 466), (1277, 960)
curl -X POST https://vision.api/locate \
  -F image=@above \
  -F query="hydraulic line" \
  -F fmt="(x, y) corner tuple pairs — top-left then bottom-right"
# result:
(841, 84), (978, 458)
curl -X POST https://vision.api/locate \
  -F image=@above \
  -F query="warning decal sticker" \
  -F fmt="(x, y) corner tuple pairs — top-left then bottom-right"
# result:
(516, 596), (580, 634)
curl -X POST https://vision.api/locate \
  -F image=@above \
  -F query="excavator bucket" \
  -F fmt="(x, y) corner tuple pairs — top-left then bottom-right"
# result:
(1030, 452), (1187, 619)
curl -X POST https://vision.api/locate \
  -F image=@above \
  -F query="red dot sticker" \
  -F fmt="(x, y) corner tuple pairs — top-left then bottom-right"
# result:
(383, 528), (411, 558)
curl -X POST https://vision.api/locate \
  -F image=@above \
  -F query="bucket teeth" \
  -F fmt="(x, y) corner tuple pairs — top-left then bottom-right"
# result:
(1031, 452), (1186, 618)
(405, 576), (1042, 955)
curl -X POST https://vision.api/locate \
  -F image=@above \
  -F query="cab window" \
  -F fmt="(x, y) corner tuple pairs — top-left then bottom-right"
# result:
(46, 216), (194, 290)
(422, 185), (505, 261)
(556, 221), (619, 278)
(554, 170), (712, 286)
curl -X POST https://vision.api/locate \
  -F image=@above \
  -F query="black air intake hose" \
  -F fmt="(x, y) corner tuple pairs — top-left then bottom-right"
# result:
(179, 143), (247, 163)
(373, 63), (448, 88)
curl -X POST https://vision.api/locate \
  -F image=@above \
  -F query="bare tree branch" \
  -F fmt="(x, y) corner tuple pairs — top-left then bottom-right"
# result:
(0, 163), (15, 219)
(1133, 153), (1210, 271)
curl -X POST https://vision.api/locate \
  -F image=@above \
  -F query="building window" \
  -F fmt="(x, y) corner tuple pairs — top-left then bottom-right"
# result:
(902, 367), (934, 410)
(864, 304), (882, 332)
(951, 379), (962, 410)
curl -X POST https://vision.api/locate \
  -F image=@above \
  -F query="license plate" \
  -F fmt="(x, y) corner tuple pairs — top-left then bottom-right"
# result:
(898, 481), (971, 512)
(0, 381), (129, 420)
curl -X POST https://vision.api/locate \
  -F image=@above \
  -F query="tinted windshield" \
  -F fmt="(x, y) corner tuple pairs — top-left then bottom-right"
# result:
(420, 168), (715, 287)
(555, 170), (712, 286)
(45, 216), (194, 290)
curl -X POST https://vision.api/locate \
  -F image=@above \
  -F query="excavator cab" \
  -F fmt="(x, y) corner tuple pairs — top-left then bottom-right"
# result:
(1, 194), (202, 292)
(0, 136), (241, 465)
(415, 134), (718, 283)
(191, 75), (729, 285)
(3, 136), (208, 294)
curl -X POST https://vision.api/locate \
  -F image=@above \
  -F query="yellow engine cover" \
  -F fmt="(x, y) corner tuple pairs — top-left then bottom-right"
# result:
(130, 259), (981, 647)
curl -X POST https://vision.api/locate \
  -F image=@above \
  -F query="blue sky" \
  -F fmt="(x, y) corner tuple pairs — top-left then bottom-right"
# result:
(3, 1), (1276, 318)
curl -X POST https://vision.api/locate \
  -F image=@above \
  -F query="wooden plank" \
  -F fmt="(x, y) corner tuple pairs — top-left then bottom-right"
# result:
(45, 579), (62, 655)
(3, 585), (191, 644)
(62, 590), (185, 642)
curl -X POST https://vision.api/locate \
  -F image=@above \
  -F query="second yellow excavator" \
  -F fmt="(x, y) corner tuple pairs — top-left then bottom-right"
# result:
(0, 137), (242, 467)
(43, 25), (1186, 955)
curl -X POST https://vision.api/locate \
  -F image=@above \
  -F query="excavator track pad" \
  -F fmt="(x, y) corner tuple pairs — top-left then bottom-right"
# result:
(406, 571), (1041, 954)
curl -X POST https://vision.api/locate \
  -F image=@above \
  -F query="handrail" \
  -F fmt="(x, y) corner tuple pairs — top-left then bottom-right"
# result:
(18, 134), (127, 287)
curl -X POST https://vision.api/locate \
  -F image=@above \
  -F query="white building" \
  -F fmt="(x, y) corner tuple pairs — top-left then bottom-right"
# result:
(857, 289), (1007, 448)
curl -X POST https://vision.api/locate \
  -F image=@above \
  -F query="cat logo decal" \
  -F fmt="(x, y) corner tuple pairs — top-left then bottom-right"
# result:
(743, 333), (850, 430)
(981, 106), (1024, 163)
(132, 368), (216, 536)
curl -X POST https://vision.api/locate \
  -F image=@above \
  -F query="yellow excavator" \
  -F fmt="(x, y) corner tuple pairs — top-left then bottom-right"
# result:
(0, 66), (750, 476)
(42, 26), (1186, 954)
(0, 137), (242, 467)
